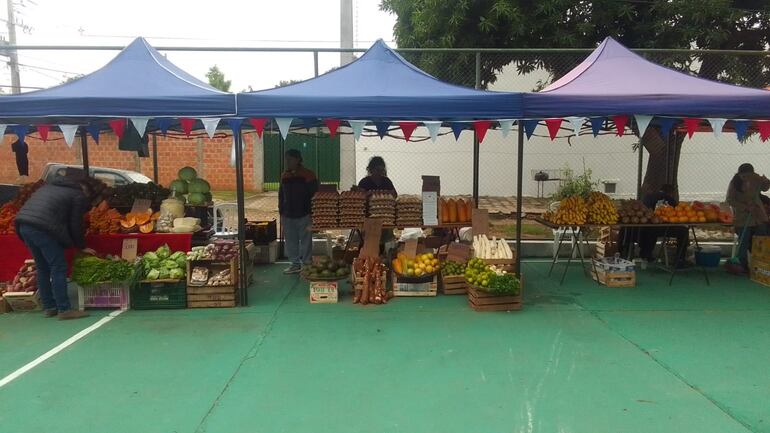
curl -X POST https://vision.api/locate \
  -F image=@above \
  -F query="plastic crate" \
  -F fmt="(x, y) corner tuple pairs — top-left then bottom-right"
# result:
(131, 280), (187, 310)
(78, 281), (130, 310)
(695, 246), (721, 268)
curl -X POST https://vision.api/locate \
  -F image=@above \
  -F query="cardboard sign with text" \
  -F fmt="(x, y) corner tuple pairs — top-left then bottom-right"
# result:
(360, 218), (383, 258)
(121, 238), (138, 261)
(446, 242), (471, 263)
(309, 281), (339, 304)
(472, 209), (489, 236)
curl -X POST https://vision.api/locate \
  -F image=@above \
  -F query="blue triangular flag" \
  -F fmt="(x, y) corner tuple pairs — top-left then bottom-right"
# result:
(87, 124), (101, 144)
(733, 120), (751, 141)
(450, 122), (466, 140)
(589, 118), (605, 137)
(11, 125), (27, 143)
(375, 121), (390, 139)
(227, 118), (243, 139)
(658, 118), (677, 138)
(301, 118), (316, 131)
(523, 119), (539, 139)
(156, 118), (173, 135)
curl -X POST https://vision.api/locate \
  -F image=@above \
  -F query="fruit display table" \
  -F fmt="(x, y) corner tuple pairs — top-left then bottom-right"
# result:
(0, 233), (192, 282)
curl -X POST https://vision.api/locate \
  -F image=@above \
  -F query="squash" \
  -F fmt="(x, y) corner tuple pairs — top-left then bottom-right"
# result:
(139, 222), (154, 233)
(391, 258), (403, 274)
(150, 211), (161, 221)
(447, 199), (457, 223)
(135, 213), (151, 225)
(120, 216), (136, 229)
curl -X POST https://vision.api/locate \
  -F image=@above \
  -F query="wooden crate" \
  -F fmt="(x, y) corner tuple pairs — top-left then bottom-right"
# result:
(483, 256), (517, 273)
(392, 272), (438, 297)
(594, 241), (619, 259)
(467, 281), (523, 312)
(187, 259), (239, 308)
(440, 274), (467, 295)
(591, 267), (636, 287)
(2, 291), (41, 312)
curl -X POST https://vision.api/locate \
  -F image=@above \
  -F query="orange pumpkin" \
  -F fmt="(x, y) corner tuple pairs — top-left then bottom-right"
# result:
(120, 216), (136, 229)
(135, 213), (150, 225)
(139, 221), (154, 233)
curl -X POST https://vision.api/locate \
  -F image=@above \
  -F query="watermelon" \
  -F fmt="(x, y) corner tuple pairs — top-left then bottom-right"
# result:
(178, 166), (197, 182)
(170, 179), (188, 195)
(188, 192), (206, 206)
(188, 178), (211, 194)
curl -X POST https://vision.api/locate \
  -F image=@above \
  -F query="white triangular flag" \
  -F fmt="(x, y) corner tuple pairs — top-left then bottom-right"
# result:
(707, 118), (726, 137)
(58, 125), (78, 148)
(130, 117), (150, 137)
(423, 121), (441, 142)
(634, 115), (653, 138)
(566, 117), (585, 136)
(497, 119), (514, 138)
(0, 124), (6, 141)
(275, 118), (293, 139)
(348, 120), (366, 141)
(201, 118), (221, 139)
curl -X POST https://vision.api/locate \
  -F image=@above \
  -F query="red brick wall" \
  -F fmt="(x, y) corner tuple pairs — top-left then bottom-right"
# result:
(0, 132), (258, 191)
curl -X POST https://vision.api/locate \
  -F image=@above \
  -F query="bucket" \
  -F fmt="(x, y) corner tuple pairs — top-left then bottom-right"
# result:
(695, 246), (722, 268)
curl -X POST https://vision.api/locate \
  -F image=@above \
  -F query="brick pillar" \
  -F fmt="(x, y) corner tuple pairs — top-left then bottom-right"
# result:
(252, 133), (264, 191)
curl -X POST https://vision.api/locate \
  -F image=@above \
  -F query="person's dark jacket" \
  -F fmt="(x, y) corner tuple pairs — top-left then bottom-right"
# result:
(279, 166), (318, 218)
(358, 175), (397, 195)
(15, 177), (90, 248)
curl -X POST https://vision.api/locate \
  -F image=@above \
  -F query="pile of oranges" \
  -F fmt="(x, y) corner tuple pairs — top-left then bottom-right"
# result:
(654, 202), (716, 223)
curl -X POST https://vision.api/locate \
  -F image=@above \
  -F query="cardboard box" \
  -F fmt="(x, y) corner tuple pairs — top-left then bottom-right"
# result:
(309, 281), (338, 304)
(750, 257), (770, 287)
(752, 236), (770, 262)
(253, 240), (279, 264)
(3, 291), (42, 312)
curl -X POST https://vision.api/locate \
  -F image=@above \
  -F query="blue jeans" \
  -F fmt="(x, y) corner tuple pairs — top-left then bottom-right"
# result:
(736, 225), (767, 269)
(18, 224), (71, 312)
(282, 215), (312, 266)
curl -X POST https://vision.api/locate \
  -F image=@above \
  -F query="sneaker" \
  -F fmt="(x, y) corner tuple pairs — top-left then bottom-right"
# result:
(43, 309), (58, 318)
(58, 310), (90, 321)
(283, 265), (302, 275)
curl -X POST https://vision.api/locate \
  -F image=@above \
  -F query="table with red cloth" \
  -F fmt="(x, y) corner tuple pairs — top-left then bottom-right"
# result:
(0, 233), (193, 282)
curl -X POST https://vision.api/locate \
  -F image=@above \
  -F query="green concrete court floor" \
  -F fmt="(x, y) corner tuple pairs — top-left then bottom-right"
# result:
(0, 262), (769, 433)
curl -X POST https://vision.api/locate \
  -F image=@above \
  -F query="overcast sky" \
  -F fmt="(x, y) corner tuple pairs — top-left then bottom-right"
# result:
(1, 0), (397, 92)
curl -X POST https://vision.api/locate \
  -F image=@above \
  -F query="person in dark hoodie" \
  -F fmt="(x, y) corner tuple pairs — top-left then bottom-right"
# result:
(15, 175), (104, 320)
(279, 149), (318, 274)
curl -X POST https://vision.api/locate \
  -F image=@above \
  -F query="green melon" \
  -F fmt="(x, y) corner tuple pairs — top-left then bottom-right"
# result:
(170, 179), (188, 195)
(188, 178), (211, 194)
(178, 166), (197, 182)
(188, 192), (206, 206)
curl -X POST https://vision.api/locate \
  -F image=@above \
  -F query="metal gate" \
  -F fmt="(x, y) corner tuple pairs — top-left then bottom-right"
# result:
(263, 131), (341, 191)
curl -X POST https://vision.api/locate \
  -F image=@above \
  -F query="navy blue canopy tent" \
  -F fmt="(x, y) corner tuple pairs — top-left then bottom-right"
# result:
(236, 39), (522, 120)
(0, 37), (235, 123)
(523, 37), (770, 118)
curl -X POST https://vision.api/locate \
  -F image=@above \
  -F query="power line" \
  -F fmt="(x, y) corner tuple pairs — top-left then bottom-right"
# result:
(0, 83), (42, 89)
(15, 61), (80, 75)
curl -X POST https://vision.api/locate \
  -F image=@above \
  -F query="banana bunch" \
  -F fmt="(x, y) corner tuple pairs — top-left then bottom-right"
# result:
(548, 196), (588, 225)
(587, 192), (618, 224)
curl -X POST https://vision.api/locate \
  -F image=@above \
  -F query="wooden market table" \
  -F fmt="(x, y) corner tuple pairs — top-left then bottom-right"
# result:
(0, 233), (193, 282)
(532, 217), (725, 286)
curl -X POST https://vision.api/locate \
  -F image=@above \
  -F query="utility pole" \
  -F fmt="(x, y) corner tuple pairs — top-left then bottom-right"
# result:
(6, 0), (20, 93)
(340, 0), (353, 66)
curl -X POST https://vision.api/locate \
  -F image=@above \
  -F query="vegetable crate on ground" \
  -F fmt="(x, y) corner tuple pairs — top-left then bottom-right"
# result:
(391, 272), (438, 297)
(2, 291), (41, 311)
(77, 281), (130, 310)
(591, 256), (636, 287)
(131, 279), (187, 309)
(439, 274), (467, 295)
(467, 279), (524, 312)
(186, 259), (238, 308)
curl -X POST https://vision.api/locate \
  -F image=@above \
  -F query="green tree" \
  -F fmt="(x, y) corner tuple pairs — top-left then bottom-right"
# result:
(206, 65), (231, 92)
(381, 0), (770, 195)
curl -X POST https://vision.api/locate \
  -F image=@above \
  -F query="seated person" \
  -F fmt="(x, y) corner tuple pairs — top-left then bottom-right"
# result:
(639, 184), (689, 266)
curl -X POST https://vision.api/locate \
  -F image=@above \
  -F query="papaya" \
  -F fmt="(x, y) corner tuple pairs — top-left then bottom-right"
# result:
(392, 258), (402, 275)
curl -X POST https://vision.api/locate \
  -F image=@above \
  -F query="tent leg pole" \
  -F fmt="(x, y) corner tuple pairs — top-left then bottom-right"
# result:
(515, 124), (524, 278)
(152, 134), (159, 183)
(636, 143), (643, 200)
(665, 132), (670, 184)
(473, 131), (480, 207)
(80, 128), (90, 176)
(234, 129), (249, 306)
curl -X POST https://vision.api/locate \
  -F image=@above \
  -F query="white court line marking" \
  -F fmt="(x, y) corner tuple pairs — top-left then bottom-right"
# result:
(0, 309), (124, 388)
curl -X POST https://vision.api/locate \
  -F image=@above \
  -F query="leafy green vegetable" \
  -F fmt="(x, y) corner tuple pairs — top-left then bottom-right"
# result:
(146, 269), (160, 280)
(169, 268), (184, 280)
(156, 245), (171, 260)
(158, 268), (170, 280)
(169, 251), (185, 261)
(143, 252), (159, 263)
(162, 259), (179, 270)
(485, 273), (521, 295)
(72, 254), (135, 285)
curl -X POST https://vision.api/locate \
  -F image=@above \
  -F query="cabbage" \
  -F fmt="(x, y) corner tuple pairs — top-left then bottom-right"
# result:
(169, 251), (186, 261)
(158, 268), (170, 280)
(175, 256), (187, 269)
(156, 245), (171, 260)
(169, 268), (185, 280)
(146, 269), (160, 280)
(162, 259), (179, 270)
(143, 252), (159, 263)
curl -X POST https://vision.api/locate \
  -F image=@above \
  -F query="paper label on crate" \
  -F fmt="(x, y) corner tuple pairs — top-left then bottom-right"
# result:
(422, 192), (438, 226)
(121, 238), (138, 261)
(309, 281), (338, 303)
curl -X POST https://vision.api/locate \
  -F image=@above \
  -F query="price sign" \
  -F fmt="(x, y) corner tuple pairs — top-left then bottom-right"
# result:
(121, 238), (138, 261)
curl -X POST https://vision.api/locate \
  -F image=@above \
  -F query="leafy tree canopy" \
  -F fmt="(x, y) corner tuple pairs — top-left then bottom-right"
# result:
(206, 65), (231, 92)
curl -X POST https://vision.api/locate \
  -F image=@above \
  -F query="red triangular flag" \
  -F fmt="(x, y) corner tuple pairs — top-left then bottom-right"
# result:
(473, 120), (493, 143)
(179, 118), (195, 137)
(612, 115), (629, 136)
(323, 119), (341, 138)
(37, 125), (51, 141)
(399, 122), (419, 142)
(544, 118), (563, 140)
(756, 120), (770, 142)
(108, 119), (127, 139)
(683, 118), (700, 139)
(249, 118), (267, 138)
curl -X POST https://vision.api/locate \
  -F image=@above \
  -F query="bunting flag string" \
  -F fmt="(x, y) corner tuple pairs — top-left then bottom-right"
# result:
(375, 121), (390, 139)
(658, 118), (677, 139)
(348, 120), (366, 141)
(450, 123), (466, 140)
(612, 115), (629, 136)
(249, 118), (267, 138)
(58, 125), (78, 148)
(473, 120), (493, 143)
(275, 118), (293, 139)
(423, 121), (441, 142)
(109, 119), (127, 139)
(566, 117), (584, 137)
(683, 118), (700, 139)
(544, 118), (563, 141)
(201, 118), (221, 139)
(0, 125), (7, 141)
(523, 119), (539, 139)
(399, 122), (418, 142)
(323, 119), (341, 138)
(86, 124), (100, 144)
(589, 118), (604, 137)
(756, 120), (770, 142)
(498, 119), (514, 138)
(36, 125), (51, 141)
(733, 120), (750, 141)
(11, 125), (27, 143)
(226, 118), (243, 139)
(301, 118), (316, 131)
(634, 115), (652, 138)
(706, 118), (726, 137)
(130, 117), (150, 137)
(156, 118), (173, 136)
(179, 118), (196, 137)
